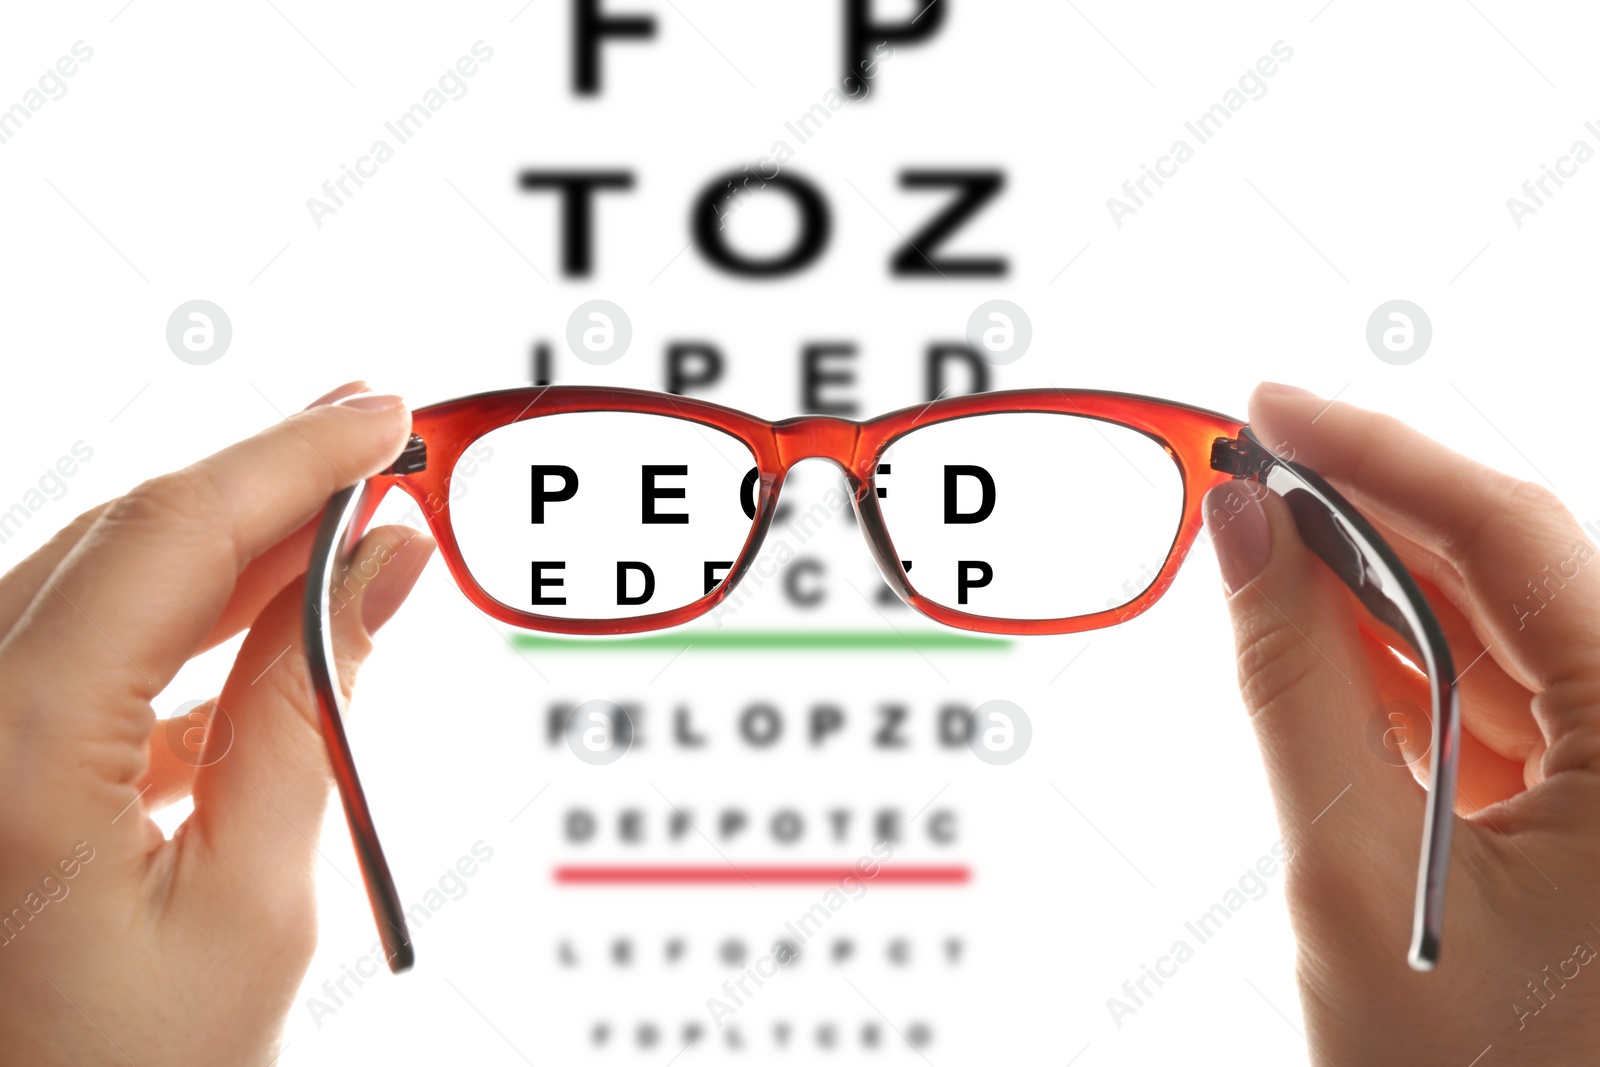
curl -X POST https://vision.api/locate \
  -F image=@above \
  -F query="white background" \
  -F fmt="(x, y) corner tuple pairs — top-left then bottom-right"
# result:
(2, 1), (1598, 1064)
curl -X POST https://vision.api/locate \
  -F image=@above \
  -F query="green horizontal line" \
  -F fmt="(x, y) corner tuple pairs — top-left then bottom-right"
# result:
(508, 630), (1011, 652)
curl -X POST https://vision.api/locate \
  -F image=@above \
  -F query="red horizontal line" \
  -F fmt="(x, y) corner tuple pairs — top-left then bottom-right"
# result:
(554, 864), (970, 885)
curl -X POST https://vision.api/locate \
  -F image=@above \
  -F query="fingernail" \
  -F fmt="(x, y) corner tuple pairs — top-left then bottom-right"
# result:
(361, 534), (435, 636)
(303, 380), (369, 410)
(1203, 483), (1271, 596)
(1257, 382), (1318, 399)
(335, 392), (405, 413)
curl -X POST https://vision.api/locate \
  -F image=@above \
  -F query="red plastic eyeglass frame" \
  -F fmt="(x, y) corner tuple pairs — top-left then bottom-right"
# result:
(303, 386), (1458, 976)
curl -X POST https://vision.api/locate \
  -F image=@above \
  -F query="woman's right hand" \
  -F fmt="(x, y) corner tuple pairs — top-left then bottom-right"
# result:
(1206, 382), (1600, 1064)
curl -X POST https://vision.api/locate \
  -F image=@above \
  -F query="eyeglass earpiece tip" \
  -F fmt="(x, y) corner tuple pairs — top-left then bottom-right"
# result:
(387, 942), (416, 974)
(1408, 933), (1440, 972)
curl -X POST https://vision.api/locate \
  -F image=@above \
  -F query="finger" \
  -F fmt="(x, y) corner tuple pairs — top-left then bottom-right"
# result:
(1, 508), (321, 688)
(1347, 547), (1540, 769)
(2, 508), (318, 664)
(1406, 572), (1540, 764)
(0, 383), (369, 648)
(1250, 384), (1600, 779)
(1351, 508), (1541, 767)
(1453, 730), (1529, 816)
(177, 525), (433, 917)
(0, 501), (111, 636)
(0, 392), (411, 711)
(193, 380), (371, 650)
(74, 384), (388, 671)
(197, 513), (320, 651)
(1356, 629), (1526, 814)
(137, 709), (205, 812)
(1204, 481), (1428, 917)
(301, 380), (372, 411)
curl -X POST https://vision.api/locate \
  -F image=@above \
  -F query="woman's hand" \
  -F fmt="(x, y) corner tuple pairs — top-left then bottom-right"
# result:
(0, 381), (435, 1065)
(1208, 382), (1600, 1064)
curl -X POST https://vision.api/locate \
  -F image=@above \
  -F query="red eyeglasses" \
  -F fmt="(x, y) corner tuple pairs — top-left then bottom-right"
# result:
(303, 386), (1458, 974)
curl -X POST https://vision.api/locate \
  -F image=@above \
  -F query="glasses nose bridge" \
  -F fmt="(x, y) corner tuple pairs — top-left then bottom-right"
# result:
(771, 415), (867, 475)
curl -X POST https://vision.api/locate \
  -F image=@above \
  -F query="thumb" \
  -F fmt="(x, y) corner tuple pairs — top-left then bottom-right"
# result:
(175, 524), (434, 938)
(1204, 480), (1427, 924)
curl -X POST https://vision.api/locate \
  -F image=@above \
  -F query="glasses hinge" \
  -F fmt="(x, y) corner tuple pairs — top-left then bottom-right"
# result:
(1209, 435), (1262, 479)
(382, 434), (427, 475)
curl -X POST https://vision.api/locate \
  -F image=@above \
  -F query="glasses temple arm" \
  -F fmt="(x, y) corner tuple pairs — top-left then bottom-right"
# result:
(303, 483), (415, 974)
(1237, 429), (1460, 971)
